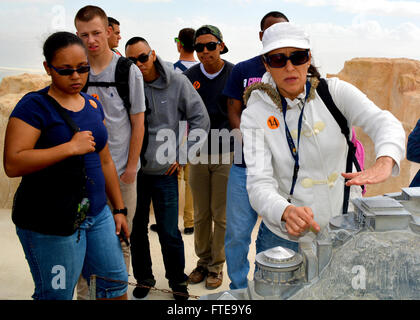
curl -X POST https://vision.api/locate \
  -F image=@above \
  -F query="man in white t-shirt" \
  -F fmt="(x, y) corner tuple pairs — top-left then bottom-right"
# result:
(173, 28), (199, 73)
(108, 16), (123, 56)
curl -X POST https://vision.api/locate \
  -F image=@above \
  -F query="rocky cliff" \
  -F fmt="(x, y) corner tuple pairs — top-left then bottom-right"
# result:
(328, 58), (420, 197)
(0, 73), (51, 208)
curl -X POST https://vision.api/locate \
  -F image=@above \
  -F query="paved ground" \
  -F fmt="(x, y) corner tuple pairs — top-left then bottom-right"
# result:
(0, 180), (260, 300)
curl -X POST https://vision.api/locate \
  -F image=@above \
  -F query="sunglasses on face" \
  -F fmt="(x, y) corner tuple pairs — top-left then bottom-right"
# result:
(264, 50), (310, 68)
(128, 50), (152, 64)
(174, 37), (184, 46)
(194, 41), (221, 52)
(48, 63), (90, 76)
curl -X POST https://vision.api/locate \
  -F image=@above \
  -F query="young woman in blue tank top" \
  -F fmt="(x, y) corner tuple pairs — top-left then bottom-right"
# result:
(3, 32), (129, 300)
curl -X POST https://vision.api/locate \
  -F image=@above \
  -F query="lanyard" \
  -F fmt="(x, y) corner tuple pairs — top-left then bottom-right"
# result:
(280, 81), (311, 202)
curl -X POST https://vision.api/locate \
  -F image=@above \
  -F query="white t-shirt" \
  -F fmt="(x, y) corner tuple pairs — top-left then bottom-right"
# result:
(200, 63), (225, 80)
(173, 60), (199, 73)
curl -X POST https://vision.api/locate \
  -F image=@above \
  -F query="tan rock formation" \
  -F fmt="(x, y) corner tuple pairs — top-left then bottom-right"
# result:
(328, 58), (420, 197)
(0, 73), (50, 208)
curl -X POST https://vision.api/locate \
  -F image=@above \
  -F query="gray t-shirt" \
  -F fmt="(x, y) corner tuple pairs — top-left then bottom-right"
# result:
(87, 53), (146, 176)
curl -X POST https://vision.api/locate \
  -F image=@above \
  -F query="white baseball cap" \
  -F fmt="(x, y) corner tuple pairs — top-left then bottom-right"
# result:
(261, 22), (311, 55)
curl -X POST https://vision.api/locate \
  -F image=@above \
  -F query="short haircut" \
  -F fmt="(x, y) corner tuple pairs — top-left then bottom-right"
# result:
(43, 31), (86, 64)
(260, 11), (289, 31)
(108, 17), (120, 28)
(125, 36), (150, 50)
(178, 28), (195, 53)
(74, 5), (108, 28)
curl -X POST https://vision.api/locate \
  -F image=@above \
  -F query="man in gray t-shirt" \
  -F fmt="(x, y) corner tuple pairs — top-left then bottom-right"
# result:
(87, 53), (146, 177)
(75, 6), (146, 300)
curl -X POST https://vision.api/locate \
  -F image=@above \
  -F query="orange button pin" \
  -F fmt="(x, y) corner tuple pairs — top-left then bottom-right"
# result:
(267, 116), (280, 129)
(193, 81), (201, 90)
(89, 99), (98, 109)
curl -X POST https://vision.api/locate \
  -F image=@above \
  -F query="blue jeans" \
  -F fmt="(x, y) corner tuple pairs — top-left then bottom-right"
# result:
(131, 172), (187, 287)
(256, 221), (299, 254)
(225, 164), (259, 290)
(16, 205), (128, 300)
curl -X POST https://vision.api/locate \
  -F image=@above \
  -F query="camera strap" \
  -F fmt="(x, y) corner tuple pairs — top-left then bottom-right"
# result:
(43, 92), (81, 134)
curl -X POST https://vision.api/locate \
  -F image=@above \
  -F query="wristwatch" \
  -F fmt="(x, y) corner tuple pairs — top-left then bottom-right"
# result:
(113, 207), (128, 216)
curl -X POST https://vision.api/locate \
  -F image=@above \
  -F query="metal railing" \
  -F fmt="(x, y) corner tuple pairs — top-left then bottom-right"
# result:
(89, 274), (200, 300)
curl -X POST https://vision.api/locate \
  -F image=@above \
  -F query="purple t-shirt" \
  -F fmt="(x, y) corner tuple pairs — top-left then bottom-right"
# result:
(223, 55), (266, 167)
(10, 87), (108, 216)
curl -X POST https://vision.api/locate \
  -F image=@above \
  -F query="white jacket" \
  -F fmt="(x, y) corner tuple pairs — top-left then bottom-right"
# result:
(240, 73), (405, 242)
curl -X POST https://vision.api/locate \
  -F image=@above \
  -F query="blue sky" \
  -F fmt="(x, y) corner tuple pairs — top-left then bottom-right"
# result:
(1, 0), (420, 75)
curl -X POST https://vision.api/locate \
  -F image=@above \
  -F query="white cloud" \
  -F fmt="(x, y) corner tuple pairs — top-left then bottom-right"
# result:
(4, 0), (62, 3)
(1, 1), (420, 77)
(284, 0), (420, 17)
(301, 19), (420, 74)
(129, 0), (172, 2)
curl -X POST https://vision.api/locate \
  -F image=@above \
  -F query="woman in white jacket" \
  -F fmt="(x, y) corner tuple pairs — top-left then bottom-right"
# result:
(240, 22), (405, 253)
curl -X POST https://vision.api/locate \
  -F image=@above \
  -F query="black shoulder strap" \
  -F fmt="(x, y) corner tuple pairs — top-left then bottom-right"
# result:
(115, 56), (133, 114)
(316, 78), (363, 214)
(174, 61), (188, 72)
(81, 56), (133, 115)
(43, 93), (80, 134)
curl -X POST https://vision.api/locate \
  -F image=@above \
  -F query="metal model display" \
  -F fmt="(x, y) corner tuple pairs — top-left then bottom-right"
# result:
(201, 187), (420, 300)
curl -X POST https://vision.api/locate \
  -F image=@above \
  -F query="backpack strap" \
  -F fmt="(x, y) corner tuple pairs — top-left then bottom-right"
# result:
(174, 61), (188, 72)
(81, 56), (133, 115)
(316, 78), (364, 214)
(114, 56), (133, 114)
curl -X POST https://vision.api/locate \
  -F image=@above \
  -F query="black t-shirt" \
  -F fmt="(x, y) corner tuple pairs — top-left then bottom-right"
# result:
(184, 60), (235, 155)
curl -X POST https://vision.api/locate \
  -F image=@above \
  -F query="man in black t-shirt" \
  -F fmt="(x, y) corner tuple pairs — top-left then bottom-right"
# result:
(183, 25), (234, 290)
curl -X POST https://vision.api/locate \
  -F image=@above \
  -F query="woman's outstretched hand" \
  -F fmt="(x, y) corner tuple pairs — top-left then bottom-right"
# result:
(342, 156), (395, 186)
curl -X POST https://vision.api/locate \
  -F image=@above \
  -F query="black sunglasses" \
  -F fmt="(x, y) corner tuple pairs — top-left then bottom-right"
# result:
(264, 50), (310, 68)
(194, 41), (221, 52)
(128, 50), (152, 64)
(48, 63), (90, 76)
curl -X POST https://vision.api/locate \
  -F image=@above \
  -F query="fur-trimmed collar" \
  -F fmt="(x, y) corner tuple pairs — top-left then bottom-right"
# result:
(243, 76), (320, 112)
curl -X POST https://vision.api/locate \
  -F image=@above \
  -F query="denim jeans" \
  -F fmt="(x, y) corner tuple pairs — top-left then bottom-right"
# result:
(16, 205), (128, 300)
(256, 221), (299, 254)
(225, 164), (259, 290)
(131, 171), (187, 287)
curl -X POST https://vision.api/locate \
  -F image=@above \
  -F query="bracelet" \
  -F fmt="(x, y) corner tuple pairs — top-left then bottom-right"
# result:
(113, 207), (128, 216)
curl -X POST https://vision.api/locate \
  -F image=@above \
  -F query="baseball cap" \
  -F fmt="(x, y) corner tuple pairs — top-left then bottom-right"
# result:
(194, 25), (229, 54)
(261, 22), (310, 55)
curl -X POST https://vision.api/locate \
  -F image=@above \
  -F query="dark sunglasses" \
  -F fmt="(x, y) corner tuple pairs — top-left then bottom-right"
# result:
(194, 41), (221, 52)
(48, 63), (90, 76)
(128, 50), (152, 64)
(264, 50), (310, 68)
